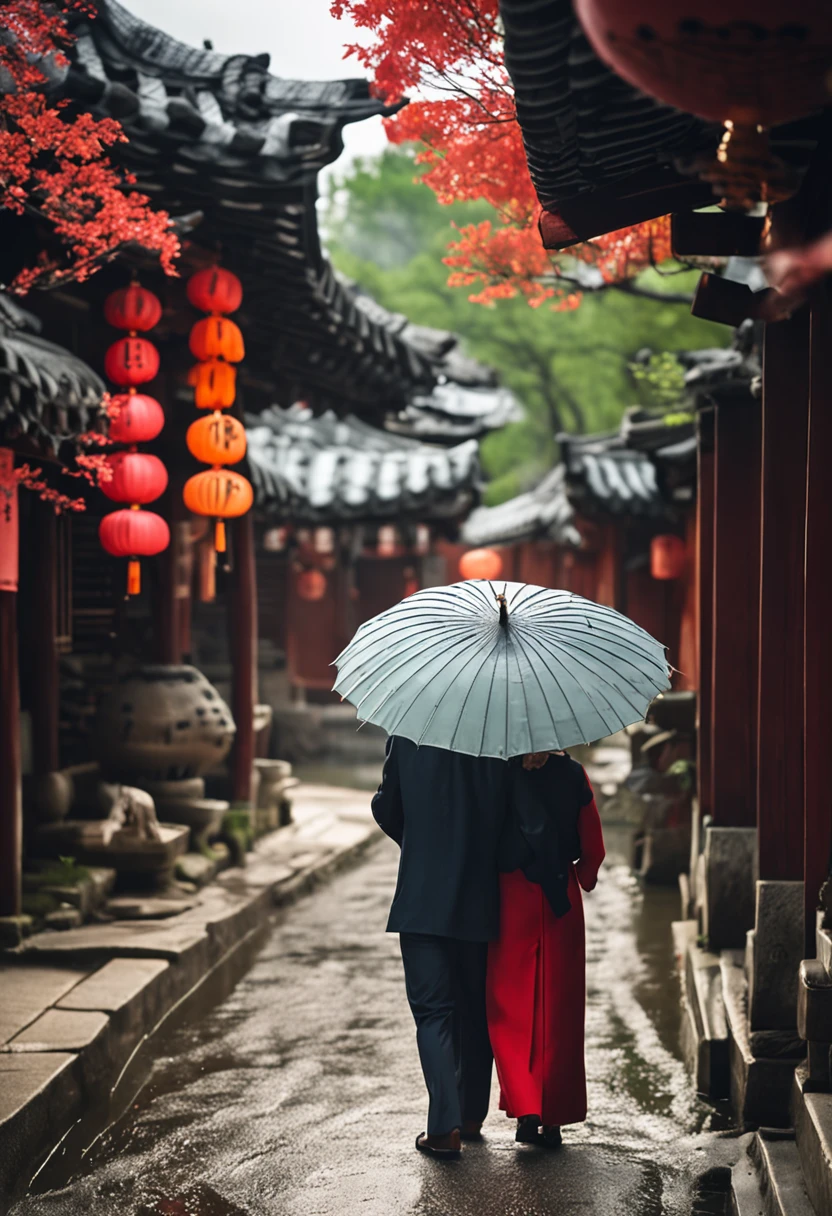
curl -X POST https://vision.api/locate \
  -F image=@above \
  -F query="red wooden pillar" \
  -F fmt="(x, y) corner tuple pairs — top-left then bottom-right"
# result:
(709, 394), (761, 826)
(804, 290), (832, 953)
(229, 512), (257, 803)
(757, 309), (810, 881)
(674, 507), (698, 692)
(0, 590), (22, 917)
(594, 523), (621, 609)
(696, 410), (715, 821)
(30, 501), (59, 774)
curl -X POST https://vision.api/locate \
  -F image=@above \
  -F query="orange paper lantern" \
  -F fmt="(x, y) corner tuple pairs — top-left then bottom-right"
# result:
(188, 360), (237, 409)
(186, 412), (247, 466)
(104, 284), (162, 333)
(459, 548), (503, 581)
(650, 533), (686, 580)
(183, 467), (253, 552)
(189, 317), (245, 363)
(186, 267), (243, 315)
(297, 568), (327, 602)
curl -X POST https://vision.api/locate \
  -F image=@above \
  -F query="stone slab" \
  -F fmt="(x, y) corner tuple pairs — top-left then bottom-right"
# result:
(799, 959), (832, 1043)
(721, 950), (797, 1129)
(0, 1051), (82, 1197)
(794, 1070), (832, 1216)
(0, 965), (89, 1045)
(748, 880), (804, 1031)
(703, 827), (757, 951)
(57, 958), (169, 1015)
(754, 1130), (815, 1216)
(684, 939), (729, 1098)
(5, 1008), (109, 1053)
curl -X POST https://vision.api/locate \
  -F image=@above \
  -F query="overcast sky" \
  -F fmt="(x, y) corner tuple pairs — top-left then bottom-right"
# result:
(127, 0), (390, 187)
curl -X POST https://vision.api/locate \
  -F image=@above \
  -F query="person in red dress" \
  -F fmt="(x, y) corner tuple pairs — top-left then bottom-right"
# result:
(486, 749), (605, 1148)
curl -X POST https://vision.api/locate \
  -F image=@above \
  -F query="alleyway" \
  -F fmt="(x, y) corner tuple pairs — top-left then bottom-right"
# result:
(14, 831), (724, 1216)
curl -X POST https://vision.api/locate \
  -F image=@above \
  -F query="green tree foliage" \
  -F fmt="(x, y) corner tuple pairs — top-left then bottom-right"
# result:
(325, 148), (729, 504)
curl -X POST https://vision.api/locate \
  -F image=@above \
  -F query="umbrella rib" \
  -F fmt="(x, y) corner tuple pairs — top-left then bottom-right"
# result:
(336, 623), (478, 691)
(530, 623), (669, 681)
(526, 622), (668, 693)
(510, 628), (587, 742)
(336, 616), (478, 674)
(384, 630), (495, 739)
(518, 630), (621, 738)
(341, 622), (489, 704)
(511, 629), (534, 752)
(478, 633), (502, 756)
(448, 633), (506, 751)
(521, 627), (651, 724)
(509, 625), (563, 750)
(418, 633), (504, 748)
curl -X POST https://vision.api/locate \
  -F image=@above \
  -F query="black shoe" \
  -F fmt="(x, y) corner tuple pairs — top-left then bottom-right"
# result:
(541, 1125), (562, 1149)
(515, 1115), (542, 1144)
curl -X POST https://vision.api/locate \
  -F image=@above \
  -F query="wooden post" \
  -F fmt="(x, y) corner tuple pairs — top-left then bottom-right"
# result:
(804, 290), (832, 953)
(229, 512), (257, 803)
(709, 394), (761, 827)
(757, 309), (810, 881)
(29, 501), (59, 774)
(0, 590), (22, 917)
(696, 409), (715, 821)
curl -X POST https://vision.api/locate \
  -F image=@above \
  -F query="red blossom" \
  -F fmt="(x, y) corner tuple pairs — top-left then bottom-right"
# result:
(0, 2), (179, 292)
(332, 1), (671, 306)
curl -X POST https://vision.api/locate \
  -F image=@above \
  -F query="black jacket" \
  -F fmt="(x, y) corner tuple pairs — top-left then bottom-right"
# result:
(371, 736), (510, 942)
(498, 752), (593, 917)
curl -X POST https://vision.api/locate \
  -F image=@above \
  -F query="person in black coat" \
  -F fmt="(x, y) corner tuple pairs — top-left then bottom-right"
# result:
(371, 735), (510, 1158)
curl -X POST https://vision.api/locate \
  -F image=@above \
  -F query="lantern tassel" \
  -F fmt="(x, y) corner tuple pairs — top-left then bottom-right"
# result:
(215, 519), (226, 552)
(127, 559), (141, 596)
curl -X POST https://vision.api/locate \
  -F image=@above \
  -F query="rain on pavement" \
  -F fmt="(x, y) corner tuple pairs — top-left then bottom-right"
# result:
(13, 830), (729, 1216)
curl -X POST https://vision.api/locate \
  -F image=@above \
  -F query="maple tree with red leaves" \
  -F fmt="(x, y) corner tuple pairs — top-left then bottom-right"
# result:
(332, 0), (679, 309)
(0, 0), (179, 293)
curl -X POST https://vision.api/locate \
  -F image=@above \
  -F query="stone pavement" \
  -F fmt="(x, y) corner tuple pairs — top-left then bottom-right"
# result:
(7, 831), (739, 1216)
(0, 787), (379, 1206)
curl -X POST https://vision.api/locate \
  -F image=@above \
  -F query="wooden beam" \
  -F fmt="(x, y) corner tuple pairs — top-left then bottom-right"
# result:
(0, 590), (22, 917)
(757, 309), (810, 881)
(710, 394), (761, 827)
(696, 410), (715, 821)
(29, 501), (59, 774)
(804, 289), (832, 952)
(229, 512), (257, 804)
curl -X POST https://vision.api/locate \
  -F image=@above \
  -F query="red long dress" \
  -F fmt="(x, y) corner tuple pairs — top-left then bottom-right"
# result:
(486, 788), (605, 1127)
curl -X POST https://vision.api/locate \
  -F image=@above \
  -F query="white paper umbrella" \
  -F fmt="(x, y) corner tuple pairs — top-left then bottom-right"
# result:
(333, 580), (670, 759)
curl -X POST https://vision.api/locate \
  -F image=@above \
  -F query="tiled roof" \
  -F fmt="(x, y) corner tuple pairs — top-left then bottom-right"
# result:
(461, 464), (580, 547)
(0, 297), (105, 451)
(246, 405), (480, 522)
(499, 0), (819, 247)
(58, 1), (438, 417)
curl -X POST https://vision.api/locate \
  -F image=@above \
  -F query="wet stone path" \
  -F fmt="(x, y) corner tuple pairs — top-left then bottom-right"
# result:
(15, 831), (726, 1216)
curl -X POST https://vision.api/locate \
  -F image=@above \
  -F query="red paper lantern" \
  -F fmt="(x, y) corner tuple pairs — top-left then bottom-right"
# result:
(183, 467), (254, 552)
(574, 2), (832, 129)
(297, 568), (327, 602)
(99, 508), (170, 595)
(188, 360), (237, 409)
(187, 267), (243, 315)
(650, 533), (686, 580)
(104, 337), (160, 386)
(100, 451), (168, 504)
(186, 412), (247, 466)
(108, 393), (165, 444)
(103, 284), (162, 333)
(189, 317), (245, 364)
(459, 548), (503, 581)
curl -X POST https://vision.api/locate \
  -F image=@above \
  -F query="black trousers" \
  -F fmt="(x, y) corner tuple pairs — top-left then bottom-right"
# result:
(399, 933), (493, 1136)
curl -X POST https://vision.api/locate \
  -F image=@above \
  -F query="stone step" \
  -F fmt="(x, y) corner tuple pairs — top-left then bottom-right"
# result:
(720, 951), (797, 1129)
(754, 1130), (817, 1216)
(683, 937), (729, 1099)
(794, 1068), (832, 1216)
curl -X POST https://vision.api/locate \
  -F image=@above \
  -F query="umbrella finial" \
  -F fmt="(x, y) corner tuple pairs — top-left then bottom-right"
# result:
(496, 593), (508, 628)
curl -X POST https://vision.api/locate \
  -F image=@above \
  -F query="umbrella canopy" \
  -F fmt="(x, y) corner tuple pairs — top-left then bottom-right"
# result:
(333, 580), (670, 759)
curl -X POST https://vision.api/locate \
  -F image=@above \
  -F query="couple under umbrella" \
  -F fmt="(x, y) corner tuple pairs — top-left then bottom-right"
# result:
(333, 579), (669, 1157)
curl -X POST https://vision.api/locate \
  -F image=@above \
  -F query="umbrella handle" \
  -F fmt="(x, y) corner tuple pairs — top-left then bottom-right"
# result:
(496, 594), (508, 628)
